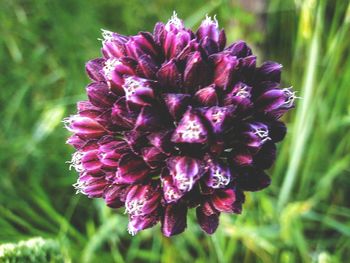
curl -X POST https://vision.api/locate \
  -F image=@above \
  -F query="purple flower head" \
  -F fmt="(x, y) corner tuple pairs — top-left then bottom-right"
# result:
(65, 12), (295, 236)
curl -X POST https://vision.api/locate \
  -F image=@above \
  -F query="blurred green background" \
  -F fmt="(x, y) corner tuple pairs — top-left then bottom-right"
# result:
(0, 0), (349, 262)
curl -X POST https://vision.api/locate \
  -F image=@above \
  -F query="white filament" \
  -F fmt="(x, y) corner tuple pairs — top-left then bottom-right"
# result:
(166, 11), (183, 30)
(282, 88), (299, 108)
(125, 199), (145, 216)
(202, 14), (218, 27)
(103, 58), (121, 80)
(210, 165), (230, 188)
(253, 127), (271, 143)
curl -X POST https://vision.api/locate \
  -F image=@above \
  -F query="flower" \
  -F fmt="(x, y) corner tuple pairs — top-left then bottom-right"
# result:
(65, 12), (296, 236)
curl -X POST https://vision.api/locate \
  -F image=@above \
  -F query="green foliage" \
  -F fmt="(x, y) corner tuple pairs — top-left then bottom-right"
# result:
(0, 0), (349, 262)
(0, 237), (64, 263)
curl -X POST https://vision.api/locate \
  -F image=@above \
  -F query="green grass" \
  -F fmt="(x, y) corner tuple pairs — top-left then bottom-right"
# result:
(0, 0), (349, 262)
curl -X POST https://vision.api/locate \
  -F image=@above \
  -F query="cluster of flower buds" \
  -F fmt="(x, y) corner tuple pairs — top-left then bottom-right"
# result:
(65, 13), (295, 236)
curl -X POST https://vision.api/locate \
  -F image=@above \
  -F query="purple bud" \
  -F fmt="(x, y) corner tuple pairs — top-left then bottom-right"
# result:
(125, 184), (161, 216)
(254, 142), (276, 169)
(183, 51), (210, 91)
(157, 59), (182, 89)
(86, 82), (117, 108)
(171, 107), (208, 144)
(101, 30), (128, 58)
(196, 205), (219, 234)
(162, 93), (191, 121)
(103, 184), (130, 208)
(268, 121), (287, 142)
(231, 149), (253, 167)
(163, 14), (192, 59)
(211, 53), (239, 90)
(194, 85), (218, 106)
(211, 188), (237, 213)
(161, 202), (187, 237)
(74, 173), (108, 198)
(85, 58), (105, 81)
(225, 40), (252, 58)
(256, 61), (282, 82)
(256, 88), (296, 118)
(81, 149), (102, 172)
(111, 97), (137, 130)
(136, 54), (158, 79)
(237, 168), (271, 191)
(64, 115), (107, 139)
(66, 135), (86, 149)
(125, 32), (159, 60)
(115, 153), (150, 184)
(167, 156), (205, 193)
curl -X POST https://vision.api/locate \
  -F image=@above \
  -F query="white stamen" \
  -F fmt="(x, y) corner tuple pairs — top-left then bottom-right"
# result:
(210, 108), (225, 124)
(122, 76), (140, 100)
(166, 11), (183, 30)
(181, 120), (205, 140)
(101, 29), (114, 43)
(67, 151), (84, 173)
(73, 178), (86, 194)
(125, 199), (145, 216)
(235, 85), (251, 98)
(103, 58), (121, 80)
(175, 172), (194, 192)
(253, 127), (271, 143)
(210, 165), (230, 188)
(127, 223), (138, 236)
(165, 188), (181, 203)
(282, 88), (299, 108)
(202, 14), (218, 27)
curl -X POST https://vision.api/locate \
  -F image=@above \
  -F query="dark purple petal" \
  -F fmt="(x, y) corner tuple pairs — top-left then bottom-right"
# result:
(86, 58), (105, 81)
(136, 54), (158, 79)
(194, 85), (218, 106)
(66, 135), (86, 149)
(240, 122), (271, 151)
(124, 130), (148, 154)
(111, 97), (137, 129)
(86, 82), (117, 108)
(231, 149), (253, 167)
(254, 142), (276, 169)
(211, 188), (236, 213)
(147, 130), (174, 154)
(162, 93), (191, 121)
(196, 205), (219, 234)
(141, 147), (167, 169)
(167, 156), (205, 193)
(115, 153), (150, 184)
(103, 184), (130, 208)
(161, 202), (187, 237)
(237, 168), (271, 191)
(268, 121), (287, 142)
(171, 107), (208, 144)
(135, 106), (164, 132)
(157, 59), (182, 89)
(211, 53), (239, 90)
(183, 51), (210, 91)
